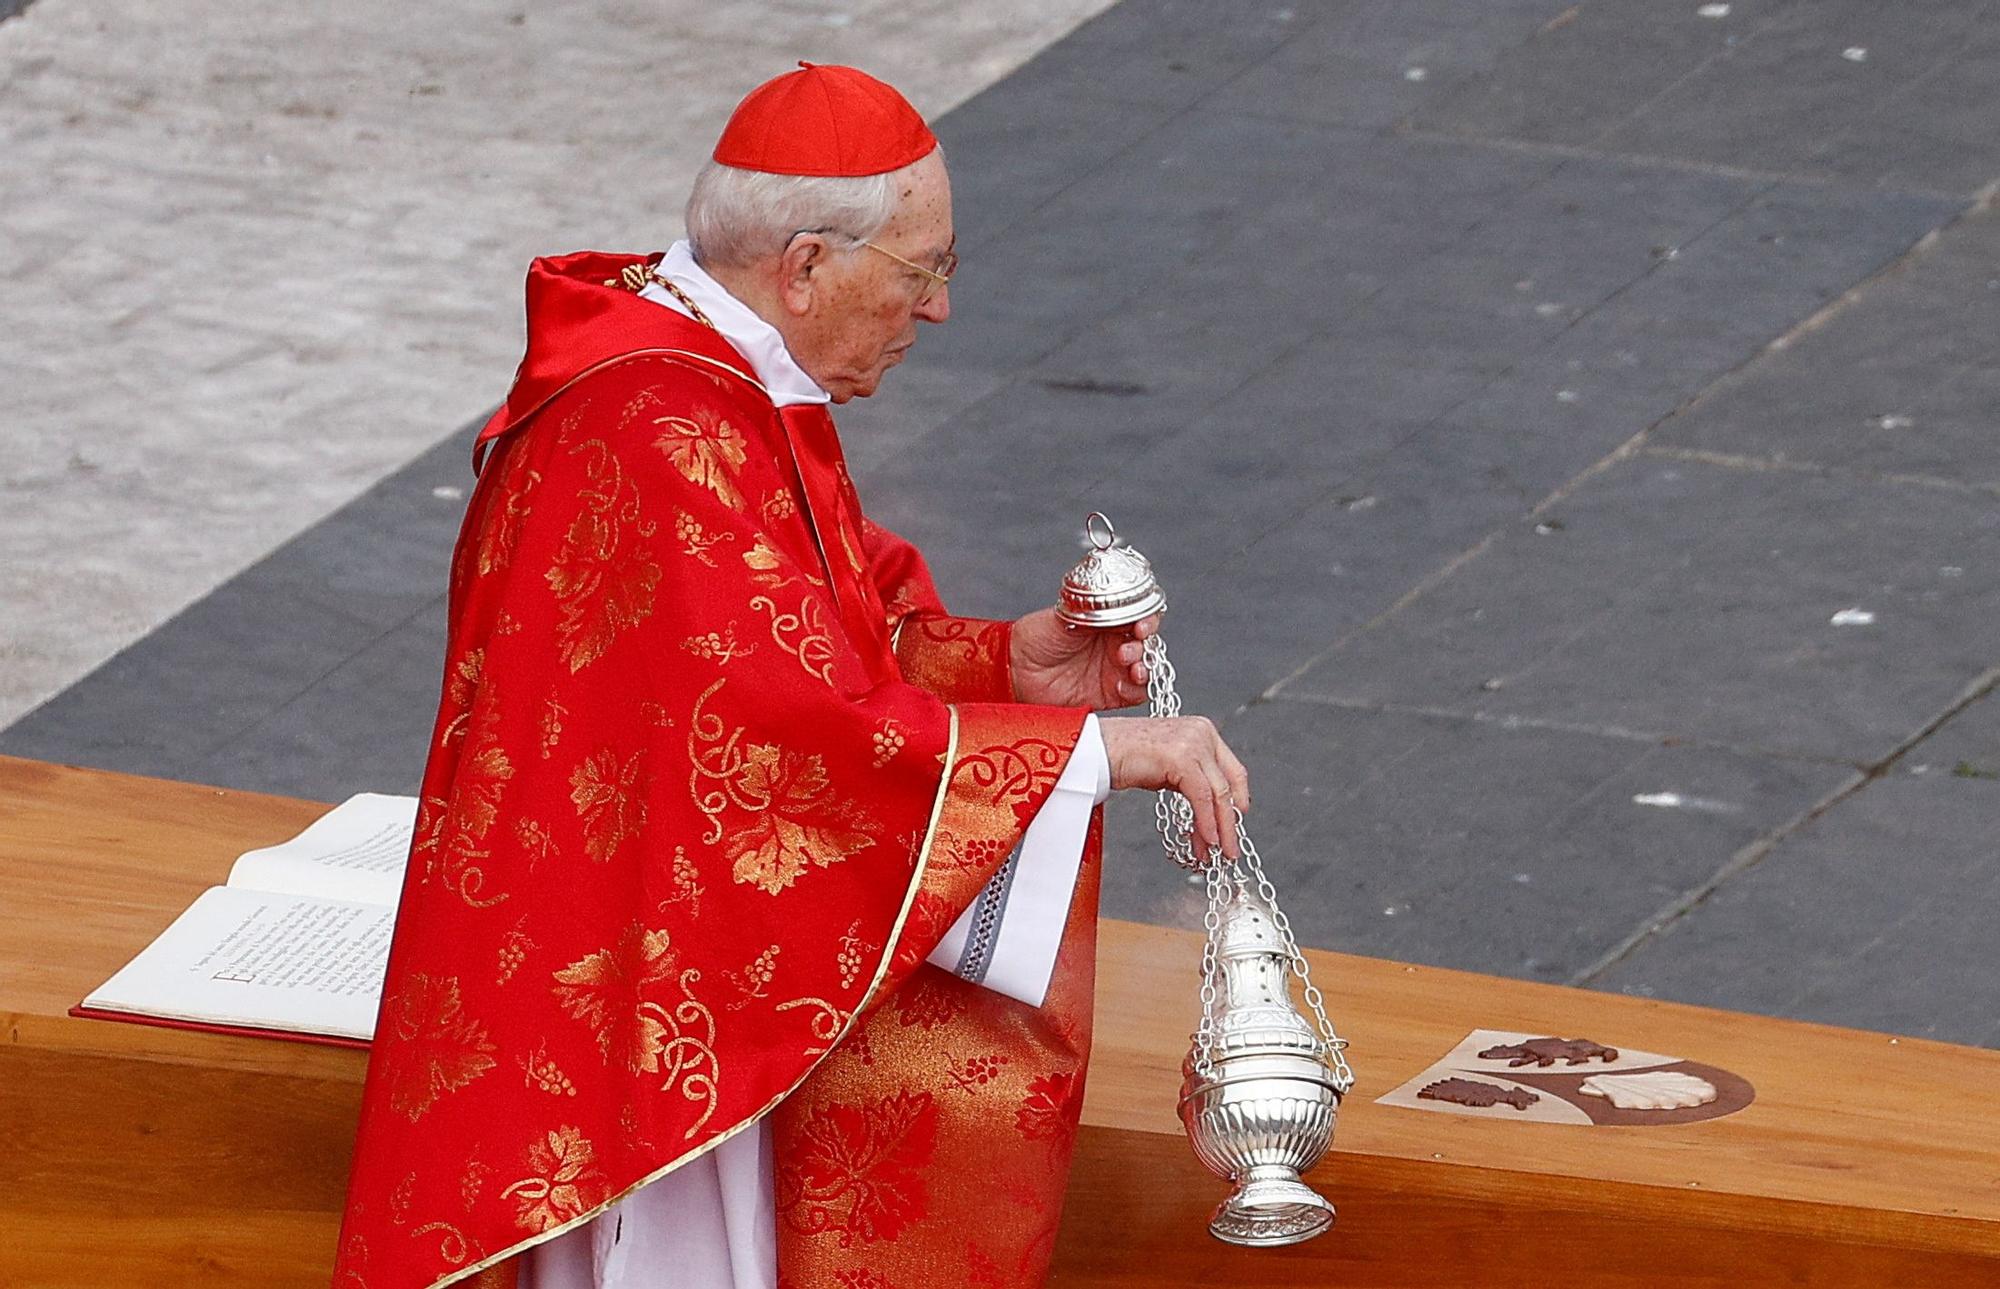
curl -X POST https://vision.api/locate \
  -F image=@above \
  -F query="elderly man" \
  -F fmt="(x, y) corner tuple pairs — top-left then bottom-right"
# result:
(334, 64), (1249, 1289)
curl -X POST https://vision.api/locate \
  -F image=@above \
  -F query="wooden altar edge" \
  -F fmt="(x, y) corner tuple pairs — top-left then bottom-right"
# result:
(4, 755), (1999, 1286)
(1086, 922), (1999, 1233)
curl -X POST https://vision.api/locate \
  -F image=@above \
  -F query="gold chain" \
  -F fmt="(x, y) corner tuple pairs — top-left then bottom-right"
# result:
(648, 272), (717, 331)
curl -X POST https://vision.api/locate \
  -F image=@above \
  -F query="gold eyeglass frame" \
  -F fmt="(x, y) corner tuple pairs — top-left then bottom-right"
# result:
(792, 226), (957, 302)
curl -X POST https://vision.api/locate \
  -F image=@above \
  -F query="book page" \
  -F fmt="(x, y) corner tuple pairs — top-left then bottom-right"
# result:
(83, 886), (394, 1040)
(227, 792), (418, 908)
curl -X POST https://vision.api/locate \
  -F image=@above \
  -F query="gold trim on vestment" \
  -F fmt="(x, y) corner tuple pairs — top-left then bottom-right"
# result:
(427, 706), (964, 1288)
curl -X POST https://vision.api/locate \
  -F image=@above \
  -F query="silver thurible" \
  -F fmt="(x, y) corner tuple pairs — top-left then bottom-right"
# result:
(1056, 512), (1355, 1247)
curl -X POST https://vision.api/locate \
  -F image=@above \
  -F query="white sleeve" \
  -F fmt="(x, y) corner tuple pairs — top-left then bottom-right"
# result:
(927, 713), (1109, 1009)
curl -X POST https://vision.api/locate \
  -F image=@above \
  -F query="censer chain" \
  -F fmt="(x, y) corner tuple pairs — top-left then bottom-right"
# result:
(1144, 633), (1354, 1088)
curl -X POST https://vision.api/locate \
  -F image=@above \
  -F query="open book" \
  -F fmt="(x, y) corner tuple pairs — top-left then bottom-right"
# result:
(74, 793), (418, 1048)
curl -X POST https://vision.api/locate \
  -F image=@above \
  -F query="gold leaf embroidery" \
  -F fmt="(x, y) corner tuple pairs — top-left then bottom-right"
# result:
(742, 531), (822, 589)
(412, 1221), (481, 1270)
(569, 748), (648, 864)
(652, 407), (747, 509)
(751, 593), (838, 687)
(382, 973), (498, 1122)
(657, 844), (704, 919)
(836, 920), (870, 990)
(726, 944), (781, 1010)
(729, 745), (875, 892)
(744, 534), (784, 577)
(552, 924), (674, 1069)
(477, 452), (541, 576)
(503, 1126), (608, 1234)
(687, 681), (878, 893)
(414, 691), (514, 908)
(775, 995), (850, 1058)
(545, 438), (661, 673)
(440, 648), (485, 748)
(461, 1155), (491, 1213)
(682, 622), (755, 664)
(539, 696), (568, 760)
(496, 918), (536, 985)
(870, 719), (906, 769)
(512, 817), (555, 871)
(517, 1039), (578, 1098)
(551, 924), (720, 1133)
(674, 508), (735, 566)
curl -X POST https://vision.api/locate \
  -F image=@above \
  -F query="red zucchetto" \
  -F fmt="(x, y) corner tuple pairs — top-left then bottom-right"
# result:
(713, 61), (937, 177)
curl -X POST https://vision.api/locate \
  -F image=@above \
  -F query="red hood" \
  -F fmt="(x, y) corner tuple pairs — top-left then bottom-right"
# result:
(474, 250), (765, 466)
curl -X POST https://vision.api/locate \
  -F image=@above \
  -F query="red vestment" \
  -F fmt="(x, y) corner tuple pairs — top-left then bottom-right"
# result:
(332, 252), (1101, 1289)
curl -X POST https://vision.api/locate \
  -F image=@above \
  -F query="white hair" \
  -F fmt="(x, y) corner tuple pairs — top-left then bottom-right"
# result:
(684, 153), (932, 269)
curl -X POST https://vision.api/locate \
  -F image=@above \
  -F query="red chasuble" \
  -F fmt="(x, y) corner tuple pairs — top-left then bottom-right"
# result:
(332, 252), (1102, 1289)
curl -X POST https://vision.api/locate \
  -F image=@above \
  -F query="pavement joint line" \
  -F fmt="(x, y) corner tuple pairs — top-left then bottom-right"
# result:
(1577, 0), (1793, 161)
(194, 588), (451, 763)
(1569, 664), (2000, 988)
(1389, 125), (1976, 204)
(1817, 0), (2000, 179)
(1640, 445), (2000, 499)
(1267, 690), (1870, 770)
(1198, 152), (1761, 598)
(1763, 187), (1998, 358)
(1265, 179), (1988, 709)
(1257, 532), (1499, 706)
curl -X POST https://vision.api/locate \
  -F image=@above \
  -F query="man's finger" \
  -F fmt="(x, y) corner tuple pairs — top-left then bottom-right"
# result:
(1218, 741), (1251, 813)
(1207, 770), (1241, 858)
(1183, 779), (1220, 859)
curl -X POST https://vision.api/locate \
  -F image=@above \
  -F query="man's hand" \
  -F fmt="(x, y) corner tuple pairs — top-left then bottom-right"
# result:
(1100, 715), (1251, 860)
(1011, 607), (1160, 710)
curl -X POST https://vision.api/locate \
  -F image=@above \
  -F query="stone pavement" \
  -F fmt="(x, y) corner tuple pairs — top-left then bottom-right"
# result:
(0, 0), (1113, 728)
(6, 0), (1998, 1048)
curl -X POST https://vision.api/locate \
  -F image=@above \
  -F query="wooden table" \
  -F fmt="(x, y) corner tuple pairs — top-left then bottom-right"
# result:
(4, 754), (1997, 1287)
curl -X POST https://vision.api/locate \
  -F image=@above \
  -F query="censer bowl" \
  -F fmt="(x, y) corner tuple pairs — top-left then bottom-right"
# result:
(1178, 1050), (1342, 1246)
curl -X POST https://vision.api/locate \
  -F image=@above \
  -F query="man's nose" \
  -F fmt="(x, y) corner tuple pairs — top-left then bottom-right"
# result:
(916, 283), (950, 324)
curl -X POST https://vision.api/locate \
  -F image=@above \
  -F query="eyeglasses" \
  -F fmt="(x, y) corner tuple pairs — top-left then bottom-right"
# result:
(857, 239), (958, 303)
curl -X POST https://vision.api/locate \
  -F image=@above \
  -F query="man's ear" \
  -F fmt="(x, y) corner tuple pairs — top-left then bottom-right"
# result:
(777, 234), (826, 317)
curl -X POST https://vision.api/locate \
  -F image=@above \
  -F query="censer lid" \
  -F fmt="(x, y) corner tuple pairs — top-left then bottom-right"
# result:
(1055, 512), (1168, 629)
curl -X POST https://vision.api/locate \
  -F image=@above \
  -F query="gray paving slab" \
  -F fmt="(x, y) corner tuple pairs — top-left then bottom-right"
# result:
(1001, 0), (1302, 113)
(1813, 19), (2000, 194)
(1284, 453), (2000, 765)
(1594, 772), (2000, 1047)
(0, 424), (472, 783)
(1202, 0), (1571, 133)
(932, 74), (1165, 248)
(1597, 0), (1993, 189)
(1412, 0), (2000, 197)
(197, 597), (449, 802)
(1099, 699), (1851, 984)
(1654, 201), (2000, 487)
(1408, 0), (1787, 150)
